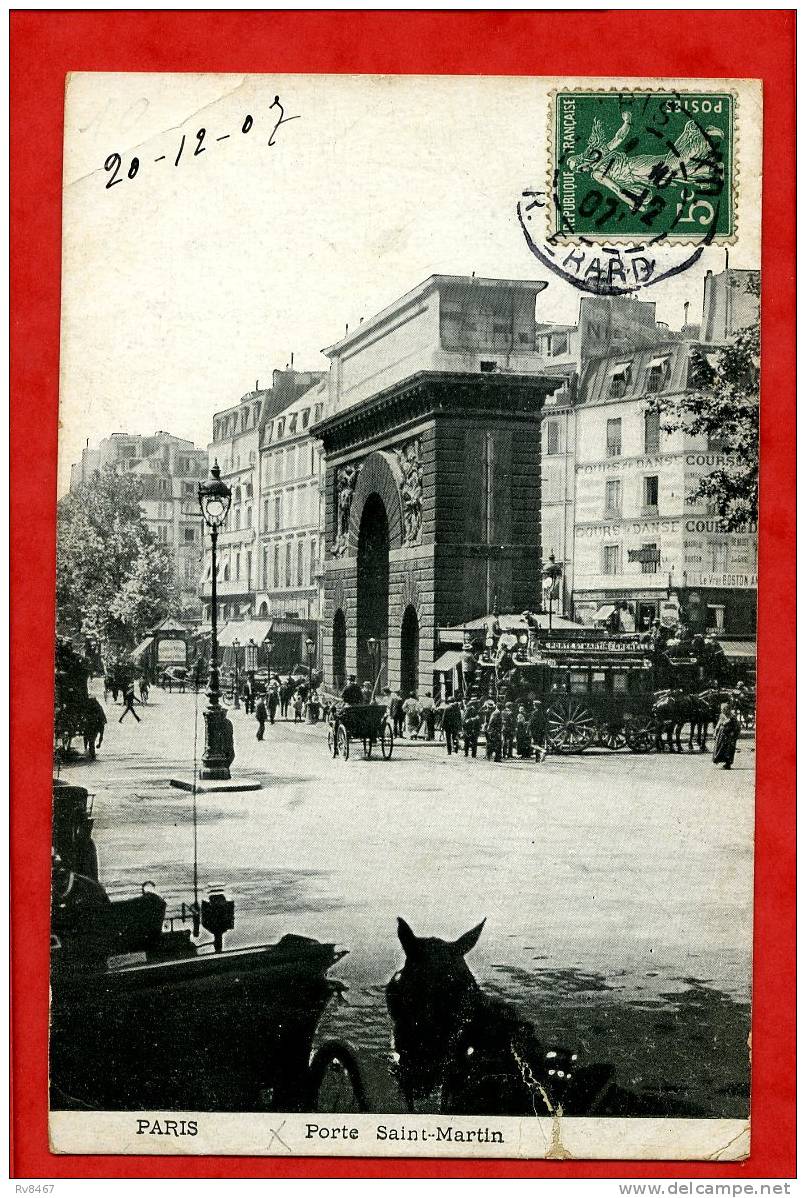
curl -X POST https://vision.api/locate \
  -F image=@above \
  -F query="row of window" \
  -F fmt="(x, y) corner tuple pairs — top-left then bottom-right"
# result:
(608, 357), (671, 400)
(261, 537), (319, 590)
(263, 485), (319, 532)
(604, 475), (659, 516)
(600, 541), (730, 576)
(265, 403), (324, 445)
(263, 443), (320, 485)
(214, 402), (262, 441)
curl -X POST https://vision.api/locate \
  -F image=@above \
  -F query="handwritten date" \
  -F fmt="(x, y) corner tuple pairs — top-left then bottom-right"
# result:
(103, 96), (299, 190)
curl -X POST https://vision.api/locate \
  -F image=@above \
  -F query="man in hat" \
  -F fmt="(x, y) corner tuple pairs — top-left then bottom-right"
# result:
(485, 702), (503, 763)
(462, 699), (481, 758)
(341, 675), (363, 706)
(441, 695), (463, 756)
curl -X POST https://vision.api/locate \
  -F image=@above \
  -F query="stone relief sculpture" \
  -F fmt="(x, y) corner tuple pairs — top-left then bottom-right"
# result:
(394, 438), (423, 546)
(331, 463), (360, 557)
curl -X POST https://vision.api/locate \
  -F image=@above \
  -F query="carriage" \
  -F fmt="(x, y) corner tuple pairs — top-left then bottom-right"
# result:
(327, 702), (394, 760)
(505, 638), (705, 754)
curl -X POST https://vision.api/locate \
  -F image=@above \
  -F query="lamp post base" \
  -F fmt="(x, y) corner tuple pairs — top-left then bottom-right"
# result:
(199, 765), (232, 782)
(201, 703), (235, 782)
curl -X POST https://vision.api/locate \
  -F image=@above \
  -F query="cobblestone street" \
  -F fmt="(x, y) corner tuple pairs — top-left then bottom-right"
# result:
(58, 684), (755, 1117)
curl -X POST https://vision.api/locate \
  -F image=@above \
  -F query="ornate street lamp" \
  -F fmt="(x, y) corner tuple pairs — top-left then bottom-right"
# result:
(541, 552), (564, 635)
(232, 637), (241, 710)
(198, 462), (233, 780)
(245, 638), (258, 681)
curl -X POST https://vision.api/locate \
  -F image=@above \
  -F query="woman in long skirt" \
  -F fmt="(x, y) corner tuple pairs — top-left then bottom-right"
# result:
(712, 702), (741, 769)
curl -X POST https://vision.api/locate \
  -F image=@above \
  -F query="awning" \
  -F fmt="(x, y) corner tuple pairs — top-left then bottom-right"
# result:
(649, 356), (669, 370)
(433, 649), (463, 673)
(720, 640), (756, 659)
(610, 361), (632, 376)
(129, 636), (154, 662)
(218, 620), (273, 648)
(594, 605), (616, 621)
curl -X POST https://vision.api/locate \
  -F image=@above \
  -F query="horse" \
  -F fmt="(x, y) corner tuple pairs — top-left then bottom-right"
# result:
(652, 690), (710, 752)
(386, 918), (625, 1117)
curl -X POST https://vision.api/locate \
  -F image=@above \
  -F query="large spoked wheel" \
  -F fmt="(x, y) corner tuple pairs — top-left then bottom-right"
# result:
(598, 724), (626, 751)
(308, 1039), (368, 1113)
(625, 719), (656, 753)
(327, 726), (336, 757)
(547, 699), (596, 753)
(337, 726), (350, 760)
(380, 722), (394, 760)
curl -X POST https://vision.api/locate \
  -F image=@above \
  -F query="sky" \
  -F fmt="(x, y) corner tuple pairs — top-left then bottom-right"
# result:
(58, 73), (761, 494)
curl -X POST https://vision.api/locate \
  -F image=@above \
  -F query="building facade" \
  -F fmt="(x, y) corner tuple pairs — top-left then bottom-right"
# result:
(69, 432), (208, 617)
(571, 338), (758, 636)
(201, 369), (324, 624)
(255, 379), (327, 621)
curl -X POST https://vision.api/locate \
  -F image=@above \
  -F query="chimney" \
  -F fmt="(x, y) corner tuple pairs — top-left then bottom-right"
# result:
(683, 301), (690, 327)
(290, 352), (294, 368)
(255, 379), (259, 391)
(724, 247), (730, 271)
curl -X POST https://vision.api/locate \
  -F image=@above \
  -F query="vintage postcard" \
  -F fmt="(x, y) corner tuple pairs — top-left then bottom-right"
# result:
(50, 72), (761, 1159)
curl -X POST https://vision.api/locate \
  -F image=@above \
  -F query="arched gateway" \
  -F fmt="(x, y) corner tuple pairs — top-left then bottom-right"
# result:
(315, 370), (559, 697)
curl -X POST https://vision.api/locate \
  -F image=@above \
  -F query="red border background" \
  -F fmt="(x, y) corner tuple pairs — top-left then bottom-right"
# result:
(10, 9), (796, 1179)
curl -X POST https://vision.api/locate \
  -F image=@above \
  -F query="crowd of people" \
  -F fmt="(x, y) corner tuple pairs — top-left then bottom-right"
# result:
(335, 674), (550, 764)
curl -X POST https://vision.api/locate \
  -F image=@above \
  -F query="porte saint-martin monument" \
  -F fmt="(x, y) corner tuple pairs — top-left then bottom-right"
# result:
(313, 276), (561, 695)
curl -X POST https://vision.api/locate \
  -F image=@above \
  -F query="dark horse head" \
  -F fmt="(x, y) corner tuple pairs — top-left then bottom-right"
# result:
(386, 916), (485, 1109)
(386, 917), (622, 1117)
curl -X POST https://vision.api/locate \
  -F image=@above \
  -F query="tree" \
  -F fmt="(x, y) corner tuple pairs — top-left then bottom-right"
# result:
(57, 465), (179, 659)
(648, 321), (760, 532)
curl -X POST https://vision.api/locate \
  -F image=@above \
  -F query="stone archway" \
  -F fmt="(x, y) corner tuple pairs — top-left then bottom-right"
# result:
(356, 494), (390, 688)
(400, 605), (420, 697)
(332, 608), (347, 690)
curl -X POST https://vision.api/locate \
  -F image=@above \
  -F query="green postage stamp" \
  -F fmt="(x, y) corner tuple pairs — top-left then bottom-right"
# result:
(552, 90), (735, 241)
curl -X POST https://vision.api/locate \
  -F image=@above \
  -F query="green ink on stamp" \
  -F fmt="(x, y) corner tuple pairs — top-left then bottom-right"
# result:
(553, 91), (735, 241)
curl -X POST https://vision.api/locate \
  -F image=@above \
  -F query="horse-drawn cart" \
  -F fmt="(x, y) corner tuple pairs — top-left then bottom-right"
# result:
(327, 703), (394, 761)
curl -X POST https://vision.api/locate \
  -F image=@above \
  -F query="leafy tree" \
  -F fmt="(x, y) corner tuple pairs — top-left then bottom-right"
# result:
(648, 321), (760, 532)
(57, 465), (179, 659)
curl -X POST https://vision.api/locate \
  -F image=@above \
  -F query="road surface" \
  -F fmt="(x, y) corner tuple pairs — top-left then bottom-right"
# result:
(58, 685), (755, 1116)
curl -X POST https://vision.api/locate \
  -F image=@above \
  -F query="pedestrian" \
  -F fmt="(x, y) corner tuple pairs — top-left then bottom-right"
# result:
(242, 679), (254, 715)
(255, 697), (268, 741)
(485, 703), (503, 763)
(118, 681), (141, 723)
(515, 705), (531, 758)
(280, 678), (293, 719)
(110, 679), (120, 703)
(138, 676), (149, 705)
(341, 675), (364, 706)
(501, 702), (515, 759)
(102, 676), (110, 702)
(712, 702), (741, 770)
(442, 696), (462, 755)
(390, 690), (404, 738)
(403, 692), (422, 738)
(420, 692), (436, 740)
(462, 699), (481, 758)
(267, 680), (279, 725)
(529, 700), (548, 763)
(361, 680), (373, 705)
(293, 690), (305, 722)
(461, 642), (478, 699)
(83, 696), (107, 760)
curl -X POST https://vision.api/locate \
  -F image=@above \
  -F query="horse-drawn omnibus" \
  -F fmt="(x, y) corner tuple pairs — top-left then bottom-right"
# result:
(498, 634), (705, 754)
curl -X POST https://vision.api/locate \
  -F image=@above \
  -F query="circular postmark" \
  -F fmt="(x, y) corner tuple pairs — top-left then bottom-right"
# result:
(517, 89), (732, 296)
